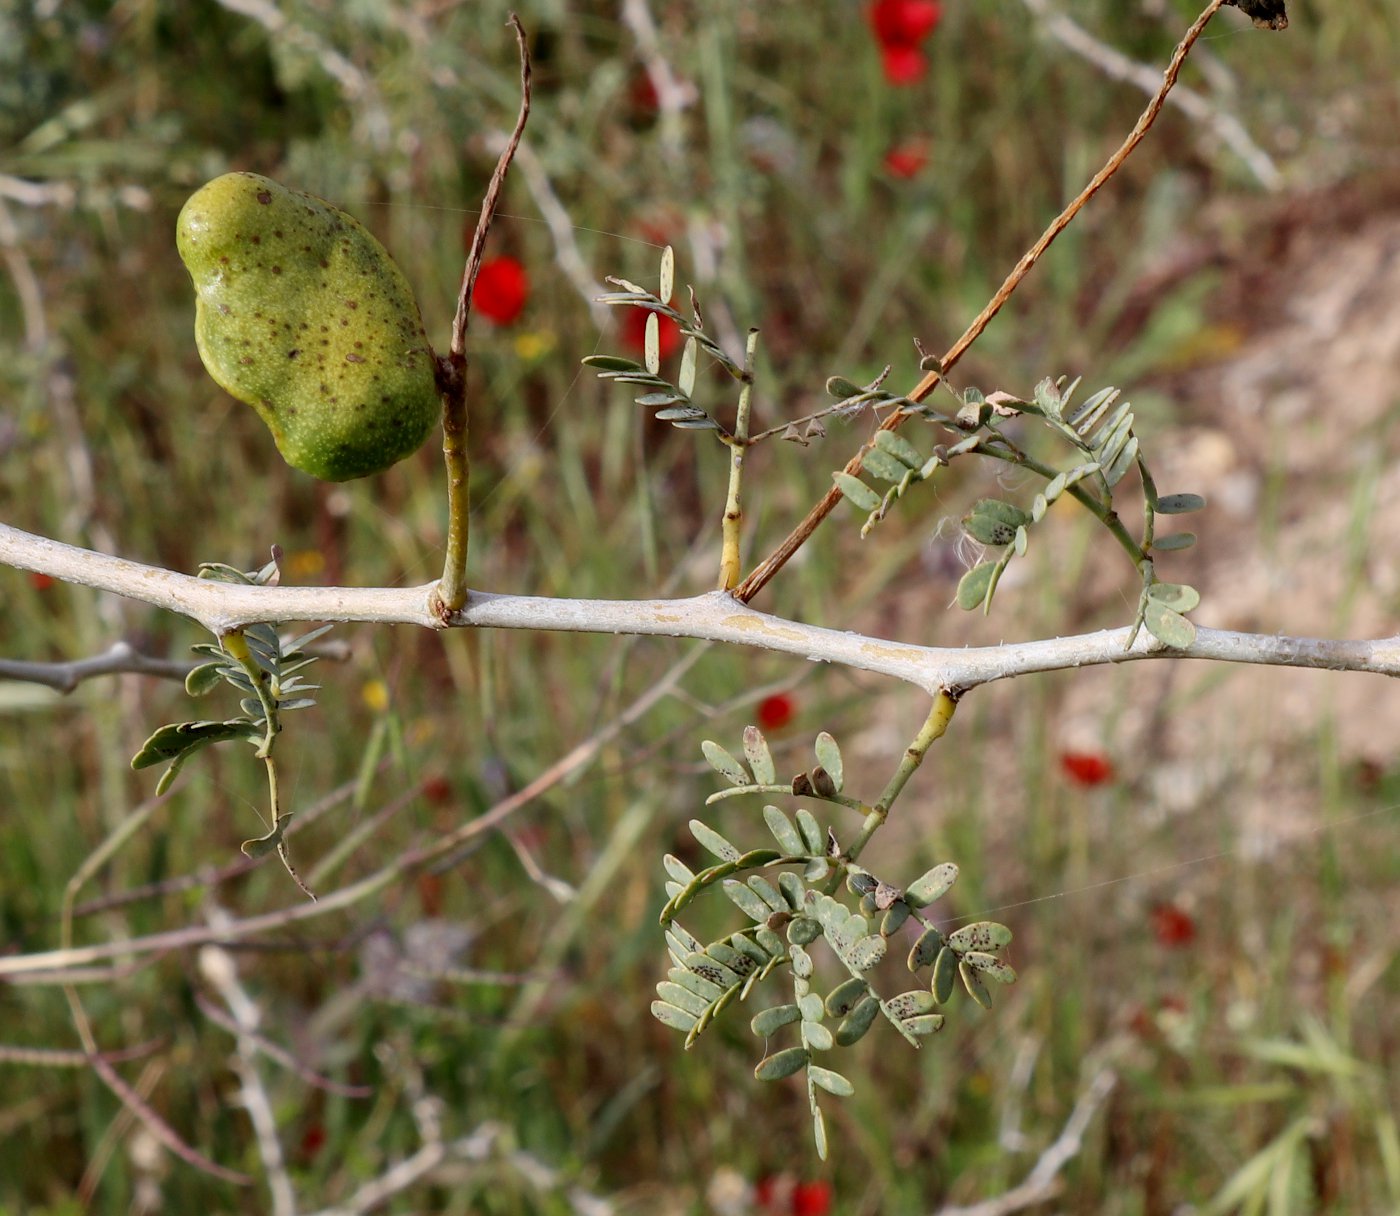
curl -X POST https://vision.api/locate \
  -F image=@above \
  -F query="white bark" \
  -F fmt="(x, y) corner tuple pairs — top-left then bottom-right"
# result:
(4, 521), (1399, 696)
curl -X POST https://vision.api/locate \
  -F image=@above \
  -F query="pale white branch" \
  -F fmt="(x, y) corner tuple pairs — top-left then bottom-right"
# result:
(0, 642), (192, 693)
(4, 522), (1400, 701)
(1020, 0), (1282, 190)
(933, 1068), (1118, 1216)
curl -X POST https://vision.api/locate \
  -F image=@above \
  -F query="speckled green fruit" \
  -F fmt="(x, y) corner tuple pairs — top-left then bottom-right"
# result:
(176, 172), (440, 481)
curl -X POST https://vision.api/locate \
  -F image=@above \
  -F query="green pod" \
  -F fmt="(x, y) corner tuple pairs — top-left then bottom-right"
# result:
(177, 172), (440, 481)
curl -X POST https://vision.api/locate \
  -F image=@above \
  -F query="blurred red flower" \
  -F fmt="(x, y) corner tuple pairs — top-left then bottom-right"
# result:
(1059, 751), (1114, 786)
(473, 256), (529, 326)
(1151, 903), (1197, 948)
(884, 141), (930, 178)
(869, 0), (943, 45)
(880, 43), (927, 86)
(28, 572), (56, 591)
(620, 307), (682, 359)
(756, 693), (797, 731)
(792, 1181), (833, 1216)
(869, 0), (942, 85)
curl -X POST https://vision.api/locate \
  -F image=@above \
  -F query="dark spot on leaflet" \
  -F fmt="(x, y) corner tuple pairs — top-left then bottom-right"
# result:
(239, 356), (253, 365)
(274, 230), (283, 238)
(319, 260), (329, 269)
(346, 353), (365, 363)
(345, 300), (358, 309)
(251, 235), (261, 245)
(272, 266), (282, 275)
(256, 190), (272, 205)
(288, 349), (300, 360)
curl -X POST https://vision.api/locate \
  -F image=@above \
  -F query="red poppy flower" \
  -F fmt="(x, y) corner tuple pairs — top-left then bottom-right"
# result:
(1059, 751), (1114, 787)
(473, 256), (529, 326)
(884, 141), (930, 178)
(792, 1181), (833, 1216)
(27, 572), (56, 591)
(631, 70), (660, 113)
(880, 43), (927, 86)
(869, 0), (943, 46)
(421, 774), (453, 806)
(756, 693), (797, 731)
(620, 307), (682, 359)
(1150, 903), (1196, 948)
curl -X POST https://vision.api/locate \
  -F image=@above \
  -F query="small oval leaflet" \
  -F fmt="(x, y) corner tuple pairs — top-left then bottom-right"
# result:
(652, 1001), (699, 1033)
(644, 312), (661, 375)
(1153, 532), (1197, 552)
(904, 1014), (947, 1037)
(658, 245), (674, 306)
(932, 945), (958, 1004)
(959, 959), (994, 1009)
(790, 944), (814, 980)
(874, 429), (925, 469)
(743, 727), (778, 786)
(763, 805), (806, 856)
(183, 662), (225, 698)
(701, 740), (750, 787)
(905, 862), (959, 907)
(755, 1046), (810, 1081)
(795, 808), (825, 854)
(582, 354), (645, 373)
(885, 989), (937, 1021)
(1155, 492), (1206, 515)
(809, 1067), (855, 1098)
(849, 934), (887, 972)
(908, 926), (944, 971)
(798, 993), (825, 1023)
(751, 1004), (802, 1038)
(787, 917), (823, 947)
(657, 982), (710, 1017)
(835, 995), (880, 1045)
(1144, 600), (1197, 649)
(723, 879), (773, 923)
(956, 563), (996, 612)
(813, 732), (844, 792)
(825, 976), (868, 1018)
(802, 1021), (834, 1051)
(689, 818), (740, 862)
(1146, 582), (1200, 613)
(962, 951), (1018, 985)
(881, 902), (911, 937)
(777, 871), (806, 910)
(862, 447), (912, 484)
(833, 472), (882, 513)
(947, 921), (1012, 952)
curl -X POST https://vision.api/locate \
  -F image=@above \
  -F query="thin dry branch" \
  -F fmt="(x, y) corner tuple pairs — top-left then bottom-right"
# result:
(733, 0), (1233, 604)
(434, 13), (532, 619)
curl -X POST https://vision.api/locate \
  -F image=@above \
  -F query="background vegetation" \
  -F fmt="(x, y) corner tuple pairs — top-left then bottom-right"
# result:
(1, 0), (1398, 1211)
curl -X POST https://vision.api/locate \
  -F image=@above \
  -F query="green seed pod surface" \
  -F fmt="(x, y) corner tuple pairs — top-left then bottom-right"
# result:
(177, 172), (440, 481)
